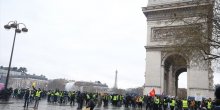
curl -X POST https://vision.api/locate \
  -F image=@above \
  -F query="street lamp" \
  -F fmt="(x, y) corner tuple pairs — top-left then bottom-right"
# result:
(4, 21), (28, 89)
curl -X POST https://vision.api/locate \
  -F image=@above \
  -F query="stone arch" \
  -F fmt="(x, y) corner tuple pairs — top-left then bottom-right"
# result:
(163, 53), (188, 96)
(143, 0), (214, 98)
(161, 52), (189, 66)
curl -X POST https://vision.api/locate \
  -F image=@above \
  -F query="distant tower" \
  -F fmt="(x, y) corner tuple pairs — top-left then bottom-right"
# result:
(113, 70), (118, 89)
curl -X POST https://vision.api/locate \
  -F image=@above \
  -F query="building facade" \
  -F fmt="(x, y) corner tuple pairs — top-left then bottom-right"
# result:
(0, 68), (48, 89)
(65, 81), (109, 93)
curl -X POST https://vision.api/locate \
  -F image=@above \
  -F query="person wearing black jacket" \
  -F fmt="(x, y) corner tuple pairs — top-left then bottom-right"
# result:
(23, 88), (30, 108)
(86, 99), (96, 110)
(214, 86), (220, 110)
(76, 91), (83, 109)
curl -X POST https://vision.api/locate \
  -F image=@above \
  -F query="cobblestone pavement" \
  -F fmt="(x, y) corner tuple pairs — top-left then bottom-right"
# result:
(0, 99), (145, 110)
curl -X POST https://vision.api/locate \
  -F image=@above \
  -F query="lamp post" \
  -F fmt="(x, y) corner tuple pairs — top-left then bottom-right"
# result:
(4, 21), (28, 89)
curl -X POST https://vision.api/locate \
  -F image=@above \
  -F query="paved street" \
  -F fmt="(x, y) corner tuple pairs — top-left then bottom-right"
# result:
(0, 99), (145, 110)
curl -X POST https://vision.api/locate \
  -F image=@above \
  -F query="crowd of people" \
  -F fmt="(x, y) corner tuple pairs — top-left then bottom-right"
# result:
(0, 86), (220, 110)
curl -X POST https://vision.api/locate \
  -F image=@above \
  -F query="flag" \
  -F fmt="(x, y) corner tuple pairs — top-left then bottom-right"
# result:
(149, 88), (155, 97)
(32, 82), (36, 87)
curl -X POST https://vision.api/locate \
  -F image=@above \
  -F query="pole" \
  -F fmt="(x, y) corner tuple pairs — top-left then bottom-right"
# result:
(5, 28), (17, 89)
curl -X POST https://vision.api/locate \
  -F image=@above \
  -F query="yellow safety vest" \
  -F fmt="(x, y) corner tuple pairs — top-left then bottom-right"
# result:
(155, 98), (160, 104)
(36, 91), (41, 97)
(170, 100), (175, 107)
(71, 93), (75, 96)
(87, 94), (90, 99)
(139, 97), (143, 102)
(207, 102), (212, 109)
(47, 92), (50, 95)
(60, 92), (63, 97)
(182, 100), (188, 108)
(113, 95), (118, 101)
(55, 92), (59, 96)
(119, 96), (123, 101)
(93, 94), (96, 98)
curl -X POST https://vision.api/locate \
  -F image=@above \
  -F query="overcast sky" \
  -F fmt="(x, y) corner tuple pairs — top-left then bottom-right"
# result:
(0, 0), (219, 89)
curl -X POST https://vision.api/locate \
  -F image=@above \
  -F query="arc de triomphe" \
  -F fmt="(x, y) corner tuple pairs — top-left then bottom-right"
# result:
(142, 0), (214, 98)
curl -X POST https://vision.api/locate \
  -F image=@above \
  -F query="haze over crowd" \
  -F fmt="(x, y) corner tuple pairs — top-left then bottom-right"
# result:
(0, 0), (219, 89)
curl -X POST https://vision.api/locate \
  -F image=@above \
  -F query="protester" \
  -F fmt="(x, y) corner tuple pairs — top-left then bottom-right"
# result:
(76, 91), (83, 109)
(33, 86), (42, 109)
(86, 99), (96, 110)
(23, 88), (30, 108)
(4, 86), (220, 110)
(214, 86), (220, 110)
(182, 98), (188, 110)
(69, 91), (75, 106)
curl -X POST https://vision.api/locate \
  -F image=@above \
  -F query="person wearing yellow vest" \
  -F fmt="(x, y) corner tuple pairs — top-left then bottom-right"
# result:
(170, 98), (176, 110)
(154, 96), (160, 110)
(33, 86), (42, 109)
(59, 91), (64, 104)
(50, 91), (54, 103)
(86, 93), (91, 105)
(119, 95), (124, 107)
(103, 94), (109, 107)
(112, 94), (118, 106)
(137, 96), (143, 108)
(182, 99), (188, 110)
(207, 99), (212, 110)
(163, 98), (168, 110)
(54, 90), (60, 103)
(69, 91), (75, 106)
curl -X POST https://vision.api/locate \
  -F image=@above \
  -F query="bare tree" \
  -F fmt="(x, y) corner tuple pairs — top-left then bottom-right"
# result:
(18, 67), (27, 73)
(166, 0), (220, 61)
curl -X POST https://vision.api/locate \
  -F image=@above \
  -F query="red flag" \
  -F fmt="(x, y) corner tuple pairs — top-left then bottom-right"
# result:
(149, 88), (155, 96)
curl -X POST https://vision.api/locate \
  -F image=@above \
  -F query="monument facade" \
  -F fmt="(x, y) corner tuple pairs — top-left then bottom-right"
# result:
(142, 0), (214, 98)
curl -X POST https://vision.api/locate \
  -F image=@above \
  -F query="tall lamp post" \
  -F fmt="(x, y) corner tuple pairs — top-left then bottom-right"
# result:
(4, 21), (28, 89)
